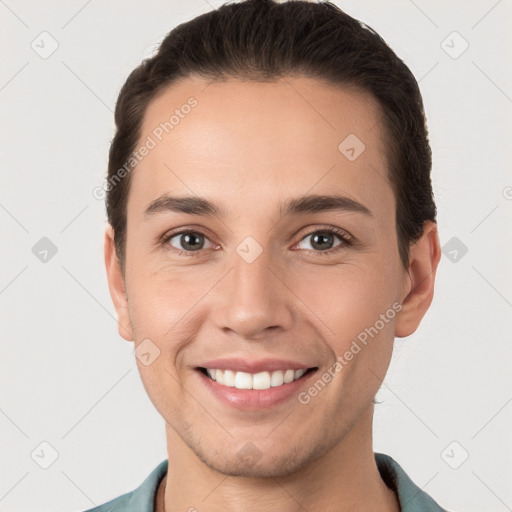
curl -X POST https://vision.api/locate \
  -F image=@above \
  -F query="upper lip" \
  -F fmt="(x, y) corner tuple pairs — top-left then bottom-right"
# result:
(197, 357), (317, 374)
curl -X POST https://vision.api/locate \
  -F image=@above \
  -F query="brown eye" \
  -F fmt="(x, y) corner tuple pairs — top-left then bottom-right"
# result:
(296, 228), (352, 253)
(166, 231), (213, 252)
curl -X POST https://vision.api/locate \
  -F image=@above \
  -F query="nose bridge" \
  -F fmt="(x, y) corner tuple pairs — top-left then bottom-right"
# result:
(213, 238), (293, 338)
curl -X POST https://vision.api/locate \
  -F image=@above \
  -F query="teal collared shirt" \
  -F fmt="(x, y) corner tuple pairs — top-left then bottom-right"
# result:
(82, 452), (450, 511)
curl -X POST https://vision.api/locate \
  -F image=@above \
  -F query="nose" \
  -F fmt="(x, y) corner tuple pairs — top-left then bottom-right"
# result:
(211, 244), (294, 340)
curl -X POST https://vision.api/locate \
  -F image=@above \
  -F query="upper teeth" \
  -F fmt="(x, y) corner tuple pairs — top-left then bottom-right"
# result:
(206, 368), (307, 390)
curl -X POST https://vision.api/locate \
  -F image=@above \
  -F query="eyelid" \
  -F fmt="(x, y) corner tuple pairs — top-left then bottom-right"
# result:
(296, 225), (353, 243)
(159, 225), (216, 244)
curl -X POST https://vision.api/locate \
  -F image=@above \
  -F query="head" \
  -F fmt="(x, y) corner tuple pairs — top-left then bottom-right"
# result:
(104, 0), (441, 478)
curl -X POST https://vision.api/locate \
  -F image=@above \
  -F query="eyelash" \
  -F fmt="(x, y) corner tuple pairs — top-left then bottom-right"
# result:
(159, 226), (354, 258)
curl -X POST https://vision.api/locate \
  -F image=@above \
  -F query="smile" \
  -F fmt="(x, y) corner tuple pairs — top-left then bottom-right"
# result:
(195, 358), (319, 409)
(200, 367), (315, 390)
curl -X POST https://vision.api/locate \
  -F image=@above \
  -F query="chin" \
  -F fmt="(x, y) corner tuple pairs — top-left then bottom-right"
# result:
(197, 443), (324, 479)
(206, 457), (301, 478)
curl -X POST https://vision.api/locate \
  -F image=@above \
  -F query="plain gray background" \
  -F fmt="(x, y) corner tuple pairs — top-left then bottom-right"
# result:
(1, 1), (511, 511)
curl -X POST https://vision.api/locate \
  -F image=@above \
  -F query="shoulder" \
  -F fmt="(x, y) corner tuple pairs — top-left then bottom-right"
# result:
(79, 459), (168, 512)
(375, 452), (452, 512)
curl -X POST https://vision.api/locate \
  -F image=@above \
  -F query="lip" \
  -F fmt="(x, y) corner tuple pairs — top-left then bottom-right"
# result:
(197, 357), (314, 373)
(195, 366), (319, 410)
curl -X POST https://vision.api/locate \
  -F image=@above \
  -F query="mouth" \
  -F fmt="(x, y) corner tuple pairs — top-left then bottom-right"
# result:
(197, 366), (318, 390)
(195, 365), (319, 410)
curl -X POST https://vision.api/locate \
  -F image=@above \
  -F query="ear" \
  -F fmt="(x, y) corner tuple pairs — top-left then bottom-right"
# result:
(104, 225), (134, 341)
(395, 221), (441, 338)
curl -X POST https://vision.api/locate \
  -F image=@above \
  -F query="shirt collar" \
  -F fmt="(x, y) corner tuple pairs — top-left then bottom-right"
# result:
(375, 452), (448, 511)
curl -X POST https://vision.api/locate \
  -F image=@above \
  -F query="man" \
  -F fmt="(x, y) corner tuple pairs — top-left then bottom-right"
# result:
(89, 0), (447, 510)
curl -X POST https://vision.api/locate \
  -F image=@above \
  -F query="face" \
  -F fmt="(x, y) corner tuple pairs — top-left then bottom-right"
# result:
(107, 76), (424, 478)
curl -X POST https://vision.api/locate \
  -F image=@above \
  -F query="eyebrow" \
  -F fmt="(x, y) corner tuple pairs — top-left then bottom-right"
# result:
(143, 193), (373, 220)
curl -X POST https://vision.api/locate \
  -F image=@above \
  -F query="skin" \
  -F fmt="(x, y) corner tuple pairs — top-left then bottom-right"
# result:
(105, 76), (441, 512)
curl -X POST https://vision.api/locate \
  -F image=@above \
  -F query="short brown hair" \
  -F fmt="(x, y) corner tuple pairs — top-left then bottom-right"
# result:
(106, 0), (436, 272)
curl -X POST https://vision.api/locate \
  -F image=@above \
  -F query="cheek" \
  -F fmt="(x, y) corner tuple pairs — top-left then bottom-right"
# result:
(126, 262), (206, 335)
(290, 257), (400, 382)
(304, 268), (398, 409)
(299, 261), (395, 329)
(127, 268), (202, 414)
(125, 264), (218, 385)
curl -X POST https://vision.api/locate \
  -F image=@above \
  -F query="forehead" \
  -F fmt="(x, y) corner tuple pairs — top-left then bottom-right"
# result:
(130, 76), (392, 219)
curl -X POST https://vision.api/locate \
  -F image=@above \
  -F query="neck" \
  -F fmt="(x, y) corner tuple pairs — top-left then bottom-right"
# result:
(157, 405), (399, 512)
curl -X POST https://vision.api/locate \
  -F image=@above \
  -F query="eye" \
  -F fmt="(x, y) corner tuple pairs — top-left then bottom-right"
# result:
(296, 227), (352, 253)
(160, 226), (353, 257)
(163, 230), (214, 255)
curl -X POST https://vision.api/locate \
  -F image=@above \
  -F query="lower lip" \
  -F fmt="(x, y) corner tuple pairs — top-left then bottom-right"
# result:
(196, 368), (318, 410)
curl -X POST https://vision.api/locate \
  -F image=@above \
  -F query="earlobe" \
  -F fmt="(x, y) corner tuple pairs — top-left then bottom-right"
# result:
(395, 221), (441, 338)
(104, 225), (134, 341)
